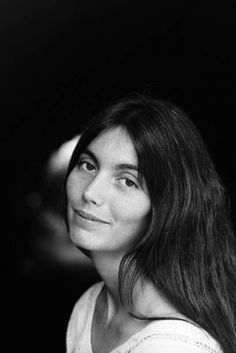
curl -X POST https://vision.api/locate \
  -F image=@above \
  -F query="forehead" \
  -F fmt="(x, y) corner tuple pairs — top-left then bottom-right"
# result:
(86, 127), (137, 165)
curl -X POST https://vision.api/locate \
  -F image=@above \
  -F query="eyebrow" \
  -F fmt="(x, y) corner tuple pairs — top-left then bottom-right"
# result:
(81, 148), (139, 172)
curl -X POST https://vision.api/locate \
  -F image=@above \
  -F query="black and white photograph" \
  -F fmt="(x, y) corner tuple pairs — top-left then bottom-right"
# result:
(2, 1), (235, 352)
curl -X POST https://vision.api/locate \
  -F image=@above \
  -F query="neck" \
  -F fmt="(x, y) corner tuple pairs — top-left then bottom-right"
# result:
(91, 251), (185, 323)
(91, 251), (124, 317)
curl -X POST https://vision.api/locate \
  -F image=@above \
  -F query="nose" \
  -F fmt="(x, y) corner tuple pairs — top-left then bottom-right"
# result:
(83, 173), (107, 206)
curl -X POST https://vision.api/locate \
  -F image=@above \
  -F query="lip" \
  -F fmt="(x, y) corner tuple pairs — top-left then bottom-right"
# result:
(74, 209), (109, 224)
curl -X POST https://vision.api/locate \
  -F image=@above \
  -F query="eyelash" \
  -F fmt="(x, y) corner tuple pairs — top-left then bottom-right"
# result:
(118, 178), (138, 189)
(78, 160), (95, 171)
(78, 160), (138, 189)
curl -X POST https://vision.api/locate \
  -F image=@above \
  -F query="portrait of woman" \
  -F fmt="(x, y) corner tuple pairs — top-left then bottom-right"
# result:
(64, 94), (236, 353)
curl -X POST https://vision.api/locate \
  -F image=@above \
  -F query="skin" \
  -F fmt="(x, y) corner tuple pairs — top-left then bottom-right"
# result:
(66, 126), (151, 258)
(66, 127), (185, 353)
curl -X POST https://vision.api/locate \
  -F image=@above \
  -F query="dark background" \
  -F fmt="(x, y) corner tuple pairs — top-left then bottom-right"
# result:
(1, 1), (235, 352)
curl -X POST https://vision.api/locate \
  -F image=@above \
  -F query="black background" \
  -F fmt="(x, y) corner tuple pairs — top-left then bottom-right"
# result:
(1, 1), (235, 352)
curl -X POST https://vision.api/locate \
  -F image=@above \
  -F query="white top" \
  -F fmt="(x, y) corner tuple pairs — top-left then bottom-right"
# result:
(66, 281), (223, 353)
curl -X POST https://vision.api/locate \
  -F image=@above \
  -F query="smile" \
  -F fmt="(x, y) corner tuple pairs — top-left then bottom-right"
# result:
(73, 209), (109, 224)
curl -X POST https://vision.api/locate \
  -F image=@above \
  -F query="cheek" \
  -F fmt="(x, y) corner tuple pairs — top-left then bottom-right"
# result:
(66, 171), (84, 202)
(66, 175), (75, 202)
(111, 195), (151, 225)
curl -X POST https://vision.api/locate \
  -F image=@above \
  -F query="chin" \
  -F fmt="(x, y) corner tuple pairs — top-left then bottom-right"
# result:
(69, 228), (99, 252)
(70, 229), (89, 248)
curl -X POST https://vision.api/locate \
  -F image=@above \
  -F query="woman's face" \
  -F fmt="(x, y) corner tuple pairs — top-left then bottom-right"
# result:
(66, 127), (151, 257)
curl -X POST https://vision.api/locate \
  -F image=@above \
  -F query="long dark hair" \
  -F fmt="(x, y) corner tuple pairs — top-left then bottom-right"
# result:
(64, 94), (236, 352)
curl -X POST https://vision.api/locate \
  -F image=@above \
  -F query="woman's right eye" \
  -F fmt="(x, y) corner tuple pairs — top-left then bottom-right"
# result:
(78, 161), (95, 171)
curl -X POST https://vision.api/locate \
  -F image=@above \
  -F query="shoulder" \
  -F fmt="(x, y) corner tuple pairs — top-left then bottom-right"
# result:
(69, 281), (104, 319)
(66, 281), (104, 352)
(129, 320), (223, 353)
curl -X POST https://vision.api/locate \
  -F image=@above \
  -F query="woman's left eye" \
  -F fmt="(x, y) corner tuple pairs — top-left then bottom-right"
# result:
(119, 178), (138, 188)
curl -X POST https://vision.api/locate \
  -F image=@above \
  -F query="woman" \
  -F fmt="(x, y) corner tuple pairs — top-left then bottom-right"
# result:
(64, 94), (236, 353)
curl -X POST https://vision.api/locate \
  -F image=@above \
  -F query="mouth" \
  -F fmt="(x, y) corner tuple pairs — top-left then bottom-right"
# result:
(74, 209), (109, 224)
